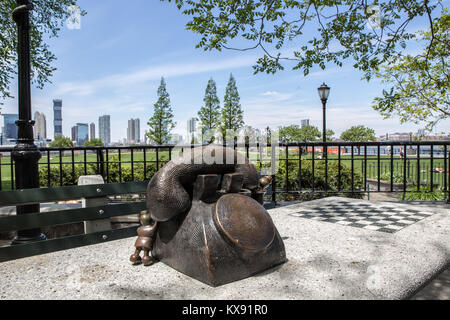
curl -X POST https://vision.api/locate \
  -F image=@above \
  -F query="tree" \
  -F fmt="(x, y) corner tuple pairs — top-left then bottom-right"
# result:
(0, 0), (86, 102)
(340, 125), (376, 154)
(279, 124), (333, 142)
(83, 138), (104, 147)
(301, 125), (321, 142)
(279, 124), (333, 143)
(165, 1), (442, 80)
(340, 125), (376, 142)
(372, 10), (449, 130)
(48, 135), (73, 147)
(324, 129), (335, 142)
(198, 78), (220, 142)
(147, 77), (176, 145)
(279, 125), (304, 142)
(220, 74), (244, 141)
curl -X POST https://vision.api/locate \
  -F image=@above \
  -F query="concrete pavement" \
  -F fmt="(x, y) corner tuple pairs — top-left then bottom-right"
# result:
(0, 197), (448, 300)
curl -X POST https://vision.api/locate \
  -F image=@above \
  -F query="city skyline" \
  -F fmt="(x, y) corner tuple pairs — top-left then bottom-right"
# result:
(0, 108), (447, 146)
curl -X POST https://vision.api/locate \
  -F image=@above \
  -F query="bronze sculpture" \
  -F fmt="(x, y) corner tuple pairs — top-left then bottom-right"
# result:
(130, 210), (158, 266)
(131, 145), (286, 286)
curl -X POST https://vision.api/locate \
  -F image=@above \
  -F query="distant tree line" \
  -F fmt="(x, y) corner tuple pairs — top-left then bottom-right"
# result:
(48, 135), (104, 147)
(278, 124), (377, 143)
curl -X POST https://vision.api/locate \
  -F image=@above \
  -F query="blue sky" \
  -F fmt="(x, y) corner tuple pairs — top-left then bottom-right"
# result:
(1, 0), (448, 142)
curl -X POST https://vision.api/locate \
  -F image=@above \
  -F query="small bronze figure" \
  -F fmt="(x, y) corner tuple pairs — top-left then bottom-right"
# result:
(251, 175), (272, 204)
(130, 210), (158, 266)
(258, 175), (272, 191)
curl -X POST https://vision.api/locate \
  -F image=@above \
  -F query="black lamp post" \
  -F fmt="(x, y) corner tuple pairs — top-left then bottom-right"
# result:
(11, 0), (46, 244)
(317, 83), (330, 157)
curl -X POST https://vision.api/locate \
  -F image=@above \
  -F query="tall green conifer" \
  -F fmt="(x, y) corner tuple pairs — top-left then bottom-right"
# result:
(147, 77), (176, 145)
(220, 74), (244, 141)
(198, 78), (220, 142)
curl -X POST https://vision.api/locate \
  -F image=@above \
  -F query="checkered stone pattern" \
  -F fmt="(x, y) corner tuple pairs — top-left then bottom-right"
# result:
(288, 201), (435, 233)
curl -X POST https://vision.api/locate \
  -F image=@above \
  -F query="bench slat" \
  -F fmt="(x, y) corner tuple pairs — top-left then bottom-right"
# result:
(0, 226), (138, 263)
(0, 181), (149, 206)
(0, 201), (146, 233)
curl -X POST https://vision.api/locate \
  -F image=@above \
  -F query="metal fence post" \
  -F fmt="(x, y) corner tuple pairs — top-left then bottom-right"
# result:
(271, 143), (276, 204)
(97, 148), (105, 178)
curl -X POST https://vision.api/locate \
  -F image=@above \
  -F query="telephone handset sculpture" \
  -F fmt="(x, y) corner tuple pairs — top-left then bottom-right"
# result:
(131, 145), (287, 286)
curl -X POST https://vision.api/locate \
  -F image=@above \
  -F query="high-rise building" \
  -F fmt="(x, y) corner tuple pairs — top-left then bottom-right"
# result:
(33, 111), (46, 140)
(187, 117), (197, 142)
(99, 115), (111, 145)
(168, 133), (183, 144)
(53, 99), (62, 138)
(187, 117), (197, 133)
(127, 118), (140, 144)
(90, 122), (95, 140)
(417, 129), (426, 137)
(301, 119), (310, 128)
(3, 114), (18, 141)
(76, 123), (89, 146)
(71, 125), (77, 143)
(136, 119), (140, 143)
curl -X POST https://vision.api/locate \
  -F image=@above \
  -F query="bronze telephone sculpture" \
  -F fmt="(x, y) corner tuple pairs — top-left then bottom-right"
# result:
(131, 145), (287, 286)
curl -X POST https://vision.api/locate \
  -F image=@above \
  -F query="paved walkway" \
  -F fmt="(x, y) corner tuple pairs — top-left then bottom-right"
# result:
(410, 268), (449, 300)
(364, 192), (399, 202)
(0, 197), (448, 300)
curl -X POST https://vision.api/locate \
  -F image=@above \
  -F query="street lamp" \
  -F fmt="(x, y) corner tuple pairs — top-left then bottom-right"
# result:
(317, 83), (330, 157)
(11, 0), (46, 244)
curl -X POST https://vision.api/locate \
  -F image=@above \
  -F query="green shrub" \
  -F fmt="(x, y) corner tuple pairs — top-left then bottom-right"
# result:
(380, 172), (408, 183)
(39, 163), (98, 187)
(38, 156), (158, 187)
(400, 185), (446, 201)
(256, 160), (363, 201)
(105, 156), (157, 183)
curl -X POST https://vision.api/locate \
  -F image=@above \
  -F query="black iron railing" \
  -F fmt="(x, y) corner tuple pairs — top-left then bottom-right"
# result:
(272, 141), (449, 202)
(0, 141), (449, 201)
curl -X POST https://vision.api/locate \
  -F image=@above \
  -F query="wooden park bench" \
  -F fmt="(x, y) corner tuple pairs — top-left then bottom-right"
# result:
(0, 180), (148, 263)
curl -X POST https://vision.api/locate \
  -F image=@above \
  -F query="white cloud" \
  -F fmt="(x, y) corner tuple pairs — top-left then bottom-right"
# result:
(55, 55), (257, 96)
(260, 91), (297, 101)
(261, 91), (278, 96)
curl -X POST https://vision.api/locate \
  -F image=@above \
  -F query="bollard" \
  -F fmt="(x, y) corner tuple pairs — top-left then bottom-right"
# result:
(78, 175), (111, 233)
